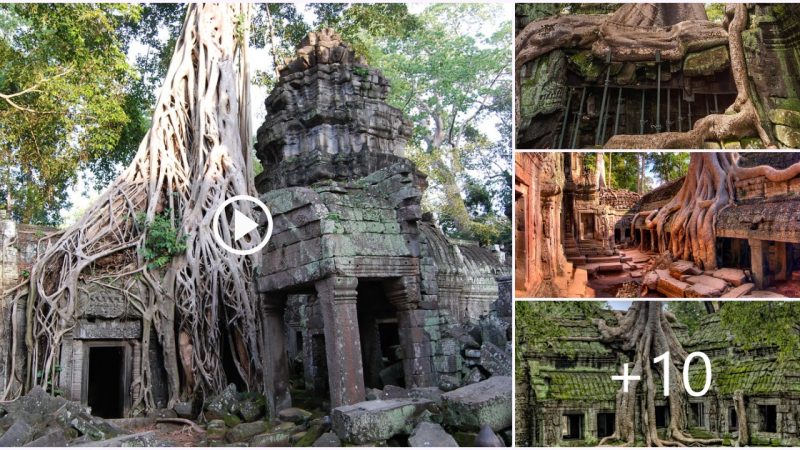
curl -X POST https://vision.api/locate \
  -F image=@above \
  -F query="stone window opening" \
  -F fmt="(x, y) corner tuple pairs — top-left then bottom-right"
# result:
(655, 404), (670, 428)
(83, 342), (131, 419)
(729, 407), (738, 431)
(759, 404), (777, 433)
(597, 412), (615, 438)
(689, 401), (706, 428)
(562, 413), (584, 440)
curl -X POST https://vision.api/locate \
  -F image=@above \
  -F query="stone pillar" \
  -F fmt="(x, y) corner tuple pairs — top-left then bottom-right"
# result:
(749, 238), (769, 289)
(385, 276), (435, 388)
(775, 242), (788, 281)
(315, 276), (365, 407)
(260, 294), (291, 417)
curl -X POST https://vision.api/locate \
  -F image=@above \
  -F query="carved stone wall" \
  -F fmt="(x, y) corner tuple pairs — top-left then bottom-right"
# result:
(254, 29), (510, 412)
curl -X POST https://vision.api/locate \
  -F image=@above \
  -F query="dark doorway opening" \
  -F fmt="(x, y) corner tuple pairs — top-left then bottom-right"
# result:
(580, 214), (595, 239)
(717, 237), (751, 269)
(597, 412), (615, 438)
(760, 404), (777, 432)
(357, 280), (402, 389)
(562, 413), (584, 440)
(729, 407), (738, 431)
(655, 405), (670, 428)
(87, 346), (125, 418)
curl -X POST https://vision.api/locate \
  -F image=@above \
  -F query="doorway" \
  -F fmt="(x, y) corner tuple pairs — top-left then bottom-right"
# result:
(356, 280), (402, 389)
(86, 344), (128, 418)
(580, 213), (595, 240)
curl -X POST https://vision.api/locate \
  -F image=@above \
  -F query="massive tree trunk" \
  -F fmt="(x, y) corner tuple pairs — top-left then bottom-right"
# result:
(3, 4), (263, 411)
(515, 4), (773, 149)
(645, 153), (800, 270)
(595, 302), (722, 447)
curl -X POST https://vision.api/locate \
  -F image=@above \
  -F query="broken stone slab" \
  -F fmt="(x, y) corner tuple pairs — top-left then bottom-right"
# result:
(0, 419), (35, 446)
(712, 268), (747, 287)
(438, 375), (460, 392)
(332, 398), (432, 444)
(278, 407), (312, 424)
(464, 367), (485, 384)
(313, 432), (341, 447)
(742, 290), (787, 298)
(441, 376), (511, 432)
(381, 385), (410, 399)
(408, 421), (458, 447)
(475, 424), (505, 447)
(686, 274), (728, 291)
(238, 396), (266, 422)
(643, 271), (660, 290)
(480, 342), (511, 376)
(206, 420), (226, 442)
(656, 271), (689, 298)
(226, 421), (268, 443)
(23, 428), (67, 447)
(721, 283), (755, 298)
(206, 384), (240, 420)
(669, 260), (701, 279)
(249, 429), (292, 447)
(685, 282), (722, 298)
(409, 387), (444, 403)
(72, 431), (161, 447)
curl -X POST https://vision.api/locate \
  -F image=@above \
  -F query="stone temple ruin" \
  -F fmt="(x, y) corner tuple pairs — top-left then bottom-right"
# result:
(517, 3), (800, 149)
(515, 151), (800, 298)
(0, 29), (512, 446)
(515, 152), (641, 298)
(516, 308), (800, 446)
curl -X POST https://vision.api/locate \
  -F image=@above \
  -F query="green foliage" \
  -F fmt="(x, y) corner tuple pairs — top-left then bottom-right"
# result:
(603, 153), (639, 192)
(705, 4), (726, 23)
(582, 153), (597, 172)
(0, 4), (157, 225)
(648, 152), (689, 185)
(137, 211), (187, 270)
(719, 301), (800, 361)
(666, 301), (707, 334)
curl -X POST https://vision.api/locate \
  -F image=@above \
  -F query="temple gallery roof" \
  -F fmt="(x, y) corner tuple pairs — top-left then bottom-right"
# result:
(520, 311), (800, 402)
(716, 198), (800, 242)
(636, 176), (685, 211)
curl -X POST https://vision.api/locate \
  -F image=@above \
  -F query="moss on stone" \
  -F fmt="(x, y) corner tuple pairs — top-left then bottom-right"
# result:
(683, 46), (730, 77)
(568, 51), (604, 81)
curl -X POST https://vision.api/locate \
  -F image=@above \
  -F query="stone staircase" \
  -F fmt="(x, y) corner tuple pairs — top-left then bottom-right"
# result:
(554, 260), (595, 298)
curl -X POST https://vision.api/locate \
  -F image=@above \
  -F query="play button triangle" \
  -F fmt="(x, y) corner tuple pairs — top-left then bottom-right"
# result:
(233, 209), (258, 241)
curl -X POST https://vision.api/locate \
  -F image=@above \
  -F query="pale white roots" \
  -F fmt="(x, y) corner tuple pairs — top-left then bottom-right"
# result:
(4, 4), (263, 411)
(595, 302), (722, 447)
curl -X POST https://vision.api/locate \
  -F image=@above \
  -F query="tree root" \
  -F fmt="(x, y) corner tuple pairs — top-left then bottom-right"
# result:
(595, 302), (722, 447)
(3, 4), (263, 410)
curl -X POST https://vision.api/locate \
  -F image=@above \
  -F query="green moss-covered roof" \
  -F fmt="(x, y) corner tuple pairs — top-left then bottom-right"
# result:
(683, 314), (732, 352)
(689, 357), (800, 396)
(545, 369), (620, 401)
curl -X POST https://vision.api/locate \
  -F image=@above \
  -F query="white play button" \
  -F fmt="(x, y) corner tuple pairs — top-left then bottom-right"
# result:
(212, 195), (273, 256)
(233, 210), (258, 241)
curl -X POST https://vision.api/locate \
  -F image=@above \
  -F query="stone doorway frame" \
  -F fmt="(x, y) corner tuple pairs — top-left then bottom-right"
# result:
(81, 341), (133, 418)
(260, 274), (435, 413)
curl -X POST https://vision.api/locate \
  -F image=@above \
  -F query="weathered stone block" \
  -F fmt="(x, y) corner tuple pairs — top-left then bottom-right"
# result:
(408, 421), (458, 447)
(277, 407), (312, 424)
(332, 399), (432, 444)
(776, 125), (800, 148)
(769, 109), (800, 129)
(226, 421), (268, 443)
(683, 45), (729, 76)
(479, 343), (511, 376)
(249, 430), (292, 447)
(722, 283), (754, 298)
(441, 376), (512, 431)
(712, 268), (747, 287)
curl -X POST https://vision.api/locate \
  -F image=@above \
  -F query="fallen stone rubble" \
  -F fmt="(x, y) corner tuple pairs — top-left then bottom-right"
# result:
(642, 260), (783, 298)
(0, 386), (163, 447)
